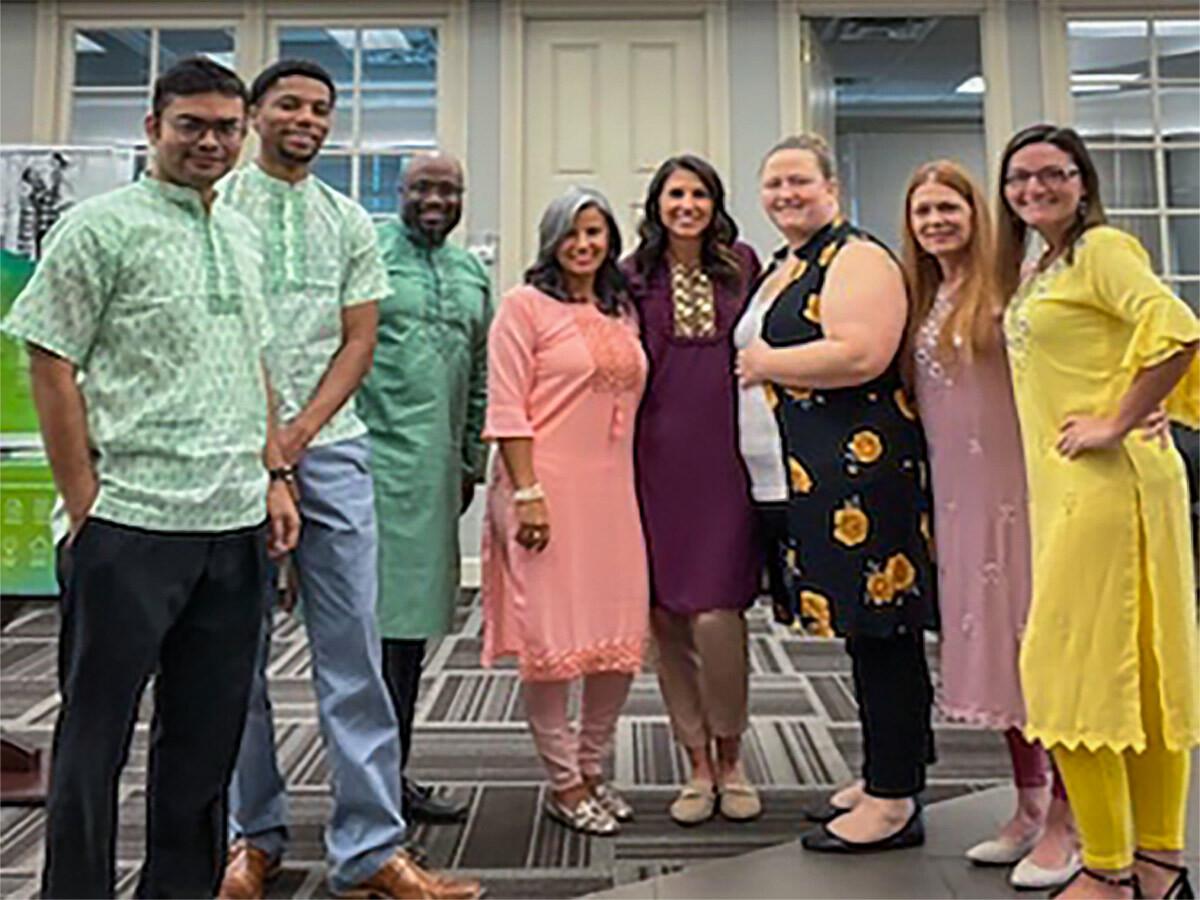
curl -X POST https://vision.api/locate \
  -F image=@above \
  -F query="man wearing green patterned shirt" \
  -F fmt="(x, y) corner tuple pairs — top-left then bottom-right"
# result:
(357, 152), (491, 824)
(0, 59), (300, 899)
(216, 60), (480, 900)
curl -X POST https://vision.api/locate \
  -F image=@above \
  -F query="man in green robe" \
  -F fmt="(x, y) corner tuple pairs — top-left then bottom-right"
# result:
(357, 152), (491, 822)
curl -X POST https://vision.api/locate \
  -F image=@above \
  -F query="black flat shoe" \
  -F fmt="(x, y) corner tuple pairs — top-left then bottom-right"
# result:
(801, 807), (924, 854)
(803, 801), (853, 824)
(403, 779), (469, 824)
(1136, 852), (1194, 899)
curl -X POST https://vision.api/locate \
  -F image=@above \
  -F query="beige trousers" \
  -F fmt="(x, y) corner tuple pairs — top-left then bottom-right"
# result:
(651, 607), (749, 749)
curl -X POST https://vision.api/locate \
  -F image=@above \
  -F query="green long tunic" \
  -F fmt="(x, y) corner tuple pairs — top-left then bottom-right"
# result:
(357, 220), (491, 639)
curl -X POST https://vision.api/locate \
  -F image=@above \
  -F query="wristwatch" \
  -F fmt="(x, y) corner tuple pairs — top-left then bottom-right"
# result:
(269, 466), (297, 485)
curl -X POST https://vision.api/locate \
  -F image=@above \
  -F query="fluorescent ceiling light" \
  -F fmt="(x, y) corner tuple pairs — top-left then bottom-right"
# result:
(955, 75), (985, 94)
(1071, 72), (1141, 83)
(1155, 21), (1200, 38)
(1071, 84), (1123, 94)
(74, 34), (105, 54)
(1068, 21), (1148, 38)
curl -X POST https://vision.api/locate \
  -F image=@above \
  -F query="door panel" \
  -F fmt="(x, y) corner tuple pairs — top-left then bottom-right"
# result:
(523, 18), (707, 265)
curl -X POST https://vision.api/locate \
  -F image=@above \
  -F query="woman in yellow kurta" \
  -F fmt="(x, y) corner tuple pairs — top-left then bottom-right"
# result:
(997, 124), (1199, 900)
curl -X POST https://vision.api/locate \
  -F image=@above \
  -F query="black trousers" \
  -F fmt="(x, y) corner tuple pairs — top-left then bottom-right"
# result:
(846, 631), (935, 798)
(42, 518), (268, 899)
(381, 638), (426, 772)
(754, 501), (792, 614)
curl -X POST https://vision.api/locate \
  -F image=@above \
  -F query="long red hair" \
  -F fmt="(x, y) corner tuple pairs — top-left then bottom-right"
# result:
(901, 160), (1002, 372)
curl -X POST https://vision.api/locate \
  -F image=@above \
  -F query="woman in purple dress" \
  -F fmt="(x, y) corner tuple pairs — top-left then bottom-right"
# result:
(902, 160), (1078, 889)
(623, 155), (762, 826)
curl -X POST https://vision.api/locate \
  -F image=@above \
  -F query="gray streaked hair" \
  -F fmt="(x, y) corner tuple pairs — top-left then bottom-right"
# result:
(533, 186), (620, 265)
(760, 133), (837, 179)
(524, 185), (631, 315)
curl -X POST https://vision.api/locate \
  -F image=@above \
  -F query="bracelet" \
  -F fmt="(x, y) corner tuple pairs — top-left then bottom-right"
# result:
(269, 466), (297, 484)
(512, 483), (545, 503)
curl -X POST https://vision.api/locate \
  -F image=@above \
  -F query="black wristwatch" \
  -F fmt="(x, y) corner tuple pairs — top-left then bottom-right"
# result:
(268, 466), (297, 485)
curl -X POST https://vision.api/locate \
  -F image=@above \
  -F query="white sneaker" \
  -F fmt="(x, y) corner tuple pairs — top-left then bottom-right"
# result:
(1009, 850), (1081, 890)
(965, 832), (1041, 866)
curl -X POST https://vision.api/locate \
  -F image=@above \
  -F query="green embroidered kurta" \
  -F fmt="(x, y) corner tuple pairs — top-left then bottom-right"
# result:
(1, 176), (272, 534)
(217, 164), (389, 447)
(357, 221), (491, 639)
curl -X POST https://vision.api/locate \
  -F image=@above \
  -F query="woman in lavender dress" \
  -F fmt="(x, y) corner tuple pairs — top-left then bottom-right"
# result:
(902, 160), (1077, 889)
(623, 155), (762, 826)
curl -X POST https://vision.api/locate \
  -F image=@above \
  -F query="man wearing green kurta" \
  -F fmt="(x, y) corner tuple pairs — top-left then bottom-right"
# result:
(357, 153), (491, 822)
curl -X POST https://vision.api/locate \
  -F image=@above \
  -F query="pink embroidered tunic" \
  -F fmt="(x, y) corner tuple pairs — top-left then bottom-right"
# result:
(481, 285), (650, 681)
(914, 293), (1032, 729)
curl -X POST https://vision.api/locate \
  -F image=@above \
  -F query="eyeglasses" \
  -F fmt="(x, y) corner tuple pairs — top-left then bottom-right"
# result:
(1003, 166), (1080, 189)
(167, 115), (244, 142)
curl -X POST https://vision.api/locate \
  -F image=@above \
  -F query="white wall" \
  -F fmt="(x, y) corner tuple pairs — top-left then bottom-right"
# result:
(837, 127), (988, 251)
(1, 0), (37, 144)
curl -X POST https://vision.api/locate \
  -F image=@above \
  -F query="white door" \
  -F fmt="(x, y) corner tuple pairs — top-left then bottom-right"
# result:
(521, 18), (709, 266)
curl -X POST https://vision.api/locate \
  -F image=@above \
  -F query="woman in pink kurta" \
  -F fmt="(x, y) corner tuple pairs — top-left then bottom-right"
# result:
(902, 161), (1077, 890)
(482, 187), (649, 837)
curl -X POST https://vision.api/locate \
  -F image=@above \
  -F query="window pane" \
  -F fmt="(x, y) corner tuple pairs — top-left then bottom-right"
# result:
(278, 27), (354, 84)
(1110, 215), (1163, 271)
(1068, 20), (1150, 80)
(361, 90), (436, 145)
(312, 154), (352, 198)
(70, 90), (149, 143)
(1169, 215), (1200, 274)
(1167, 149), (1200, 208)
(1156, 19), (1200, 80)
(1073, 83), (1154, 143)
(1173, 280), (1200, 311)
(1092, 148), (1157, 209)
(326, 101), (353, 147)
(74, 28), (151, 87)
(159, 28), (235, 72)
(1160, 86), (1200, 144)
(361, 27), (437, 86)
(359, 154), (409, 215)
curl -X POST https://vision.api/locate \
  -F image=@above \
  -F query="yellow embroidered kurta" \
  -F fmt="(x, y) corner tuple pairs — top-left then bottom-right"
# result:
(1004, 226), (1200, 754)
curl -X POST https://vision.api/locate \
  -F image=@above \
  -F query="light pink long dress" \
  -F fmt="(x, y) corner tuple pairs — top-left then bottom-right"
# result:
(481, 285), (650, 682)
(914, 293), (1032, 728)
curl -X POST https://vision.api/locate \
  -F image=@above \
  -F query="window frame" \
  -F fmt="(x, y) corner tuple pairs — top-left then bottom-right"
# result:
(38, 1), (467, 213)
(268, 19), (445, 207)
(1042, 1), (1200, 298)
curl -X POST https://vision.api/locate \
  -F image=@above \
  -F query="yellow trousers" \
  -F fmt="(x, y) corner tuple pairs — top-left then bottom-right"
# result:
(1051, 555), (1191, 870)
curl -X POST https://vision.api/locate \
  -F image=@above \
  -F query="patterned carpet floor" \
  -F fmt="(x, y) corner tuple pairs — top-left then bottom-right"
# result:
(0, 591), (1013, 898)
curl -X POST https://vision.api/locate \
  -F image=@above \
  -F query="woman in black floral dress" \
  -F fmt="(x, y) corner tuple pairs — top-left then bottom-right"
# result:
(736, 135), (937, 854)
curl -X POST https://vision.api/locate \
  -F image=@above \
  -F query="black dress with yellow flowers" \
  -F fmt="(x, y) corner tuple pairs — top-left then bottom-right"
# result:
(761, 218), (937, 640)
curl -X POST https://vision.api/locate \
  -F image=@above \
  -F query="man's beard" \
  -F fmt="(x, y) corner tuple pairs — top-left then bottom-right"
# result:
(404, 207), (458, 246)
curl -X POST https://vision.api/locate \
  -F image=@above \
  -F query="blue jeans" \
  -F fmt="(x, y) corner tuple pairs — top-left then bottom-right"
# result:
(228, 437), (405, 891)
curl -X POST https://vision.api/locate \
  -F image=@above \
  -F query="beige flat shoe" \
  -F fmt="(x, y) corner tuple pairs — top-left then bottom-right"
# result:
(718, 766), (762, 822)
(669, 778), (716, 826)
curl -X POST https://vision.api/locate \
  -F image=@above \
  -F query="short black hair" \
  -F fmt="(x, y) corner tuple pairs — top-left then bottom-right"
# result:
(249, 59), (337, 108)
(152, 56), (247, 118)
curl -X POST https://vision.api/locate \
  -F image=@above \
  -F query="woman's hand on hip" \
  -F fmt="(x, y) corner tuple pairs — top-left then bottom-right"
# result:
(1056, 414), (1125, 458)
(515, 498), (551, 552)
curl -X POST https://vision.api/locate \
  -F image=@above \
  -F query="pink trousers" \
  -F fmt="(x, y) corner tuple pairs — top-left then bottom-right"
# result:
(523, 672), (634, 790)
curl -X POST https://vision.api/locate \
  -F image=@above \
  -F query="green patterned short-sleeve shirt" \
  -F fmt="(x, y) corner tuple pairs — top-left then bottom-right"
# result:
(0, 175), (272, 533)
(218, 165), (390, 446)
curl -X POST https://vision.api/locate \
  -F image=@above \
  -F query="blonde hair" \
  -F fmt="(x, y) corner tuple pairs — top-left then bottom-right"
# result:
(901, 160), (1001, 369)
(760, 133), (836, 180)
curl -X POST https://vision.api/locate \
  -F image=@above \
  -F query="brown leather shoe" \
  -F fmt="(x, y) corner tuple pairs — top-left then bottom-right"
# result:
(218, 839), (281, 899)
(335, 850), (483, 899)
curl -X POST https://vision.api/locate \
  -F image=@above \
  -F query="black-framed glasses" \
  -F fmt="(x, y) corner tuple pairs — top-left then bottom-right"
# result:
(167, 115), (244, 142)
(1003, 166), (1081, 189)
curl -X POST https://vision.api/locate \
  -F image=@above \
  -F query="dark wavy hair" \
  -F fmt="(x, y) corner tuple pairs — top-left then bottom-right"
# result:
(152, 56), (246, 118)
(249, 58), (337, 108)
(524, 187), (632, 317)
(995, 124), (1107, 301)
(632, 154), (744, 288)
